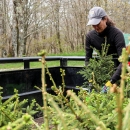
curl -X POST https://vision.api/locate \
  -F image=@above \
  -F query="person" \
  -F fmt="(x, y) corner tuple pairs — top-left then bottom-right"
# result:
(85, 6), (126, 88)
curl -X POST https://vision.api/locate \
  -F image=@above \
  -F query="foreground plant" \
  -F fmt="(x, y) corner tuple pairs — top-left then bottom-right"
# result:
(0, 87), (38, 130)
(43, 47), (130, 130)
(1, 48), (130, 130)
(38, 50), (49, 130)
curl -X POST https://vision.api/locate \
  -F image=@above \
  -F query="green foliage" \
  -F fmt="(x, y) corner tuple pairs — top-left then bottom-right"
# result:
(42, 67), (128, 130)
(37, 41), (130, 130)
(85, 90), (128, 130)
(1, 113), (33, 130)
(0, 87), (38, 129)
(43, 85), (129, 130)
(42, 55), (130, 130)
(1, 46), (130, 130)
(78, 43), (114, 91)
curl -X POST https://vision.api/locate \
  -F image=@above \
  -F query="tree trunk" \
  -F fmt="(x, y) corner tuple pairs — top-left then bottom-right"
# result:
(0, 0), (7, 57)
(12, 0), (26, 57)
(12, 0), (19, 57)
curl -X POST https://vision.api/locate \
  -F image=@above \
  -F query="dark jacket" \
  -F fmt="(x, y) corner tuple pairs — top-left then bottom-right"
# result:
(85, 25), (126, 84)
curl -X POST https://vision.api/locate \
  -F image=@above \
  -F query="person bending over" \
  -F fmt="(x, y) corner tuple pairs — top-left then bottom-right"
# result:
(85, 6), (126, 88)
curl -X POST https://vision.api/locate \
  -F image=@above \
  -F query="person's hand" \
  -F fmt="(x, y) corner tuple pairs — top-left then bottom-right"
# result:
(101, 81), (113, 93)
(105, 81), (113, 87)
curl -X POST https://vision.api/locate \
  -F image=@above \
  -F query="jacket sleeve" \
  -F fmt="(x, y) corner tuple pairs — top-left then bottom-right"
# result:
(111, 31), (126, 83)
(114, 31), (126, 56)
(85, 34), (93, 65)
(111, 63), (122, 84)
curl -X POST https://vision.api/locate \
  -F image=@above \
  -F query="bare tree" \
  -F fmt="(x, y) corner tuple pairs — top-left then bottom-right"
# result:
(2, 0), (130, 57)
(11, 0), (50, 56)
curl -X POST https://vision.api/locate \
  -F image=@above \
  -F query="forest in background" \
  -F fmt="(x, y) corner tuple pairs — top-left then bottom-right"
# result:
(0, 0), (130, 57)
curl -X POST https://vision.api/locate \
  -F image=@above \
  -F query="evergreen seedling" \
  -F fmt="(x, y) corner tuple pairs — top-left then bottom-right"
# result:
(1, 47), (130, 130)
(78, 40), (115, 92)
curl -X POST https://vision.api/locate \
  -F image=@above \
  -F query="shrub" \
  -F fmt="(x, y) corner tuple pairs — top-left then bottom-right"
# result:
(1, 47), (130, 130)
(0, 87), (38, 129)
(78, 43), (114, 92)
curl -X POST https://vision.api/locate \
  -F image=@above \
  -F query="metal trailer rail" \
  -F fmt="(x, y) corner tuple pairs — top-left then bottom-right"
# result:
(0, 56), (125, 118)
(0, 56), (86, 102)
(0, 56), (86, 69)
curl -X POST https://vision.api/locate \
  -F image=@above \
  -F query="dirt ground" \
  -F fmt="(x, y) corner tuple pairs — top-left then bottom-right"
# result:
(34, 117), (44, 126)
(33, 117), (54, 129)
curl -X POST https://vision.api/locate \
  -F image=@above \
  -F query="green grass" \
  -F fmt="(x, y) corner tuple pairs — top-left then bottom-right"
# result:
(0, 63), (24, 70)
(0, 61), (84, 71)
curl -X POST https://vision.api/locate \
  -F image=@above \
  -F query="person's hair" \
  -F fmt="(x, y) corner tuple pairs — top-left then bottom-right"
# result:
(102, 16), (115, 26)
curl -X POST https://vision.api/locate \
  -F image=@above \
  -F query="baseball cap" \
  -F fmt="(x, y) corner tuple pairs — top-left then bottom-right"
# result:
(87, 7), (107, 26)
